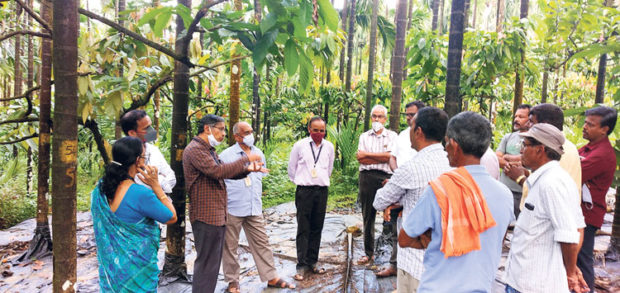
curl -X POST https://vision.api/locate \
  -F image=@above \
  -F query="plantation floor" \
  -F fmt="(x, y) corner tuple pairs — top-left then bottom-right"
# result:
(0, 203), (618, 292)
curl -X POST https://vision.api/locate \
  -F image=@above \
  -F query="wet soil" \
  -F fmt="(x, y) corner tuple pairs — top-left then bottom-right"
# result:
(0, 203), (618, 292)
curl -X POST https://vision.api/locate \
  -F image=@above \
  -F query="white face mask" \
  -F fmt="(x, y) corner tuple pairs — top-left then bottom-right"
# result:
(242, 134), (255, 147)
(207, 127), (223, 146)
(372, 121), (384, 133)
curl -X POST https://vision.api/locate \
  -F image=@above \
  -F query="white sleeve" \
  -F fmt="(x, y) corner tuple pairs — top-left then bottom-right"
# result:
(147, 144), (176, 193)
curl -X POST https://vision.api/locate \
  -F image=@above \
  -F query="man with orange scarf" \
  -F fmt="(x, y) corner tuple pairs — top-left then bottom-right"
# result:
(399, 112), (514, 292)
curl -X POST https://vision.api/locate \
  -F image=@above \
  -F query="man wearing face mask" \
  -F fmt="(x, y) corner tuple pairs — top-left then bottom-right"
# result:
(288, 116), (335, 281)
(220, 121), (295, 292)
(121, 110), (176, 194)
(183, 115), (266, 292)
(356, 105), (398, 265)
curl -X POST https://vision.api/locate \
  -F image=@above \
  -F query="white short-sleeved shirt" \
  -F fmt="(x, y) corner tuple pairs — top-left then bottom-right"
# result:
(391, 127), (417, 168)
(505, 160), (585, 293)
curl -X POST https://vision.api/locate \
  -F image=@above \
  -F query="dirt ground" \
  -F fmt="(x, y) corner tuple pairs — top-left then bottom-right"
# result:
(1, 202), (618, 292)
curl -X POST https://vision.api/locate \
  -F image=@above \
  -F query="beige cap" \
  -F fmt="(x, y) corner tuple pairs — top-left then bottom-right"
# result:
(519, 123), (565, 155)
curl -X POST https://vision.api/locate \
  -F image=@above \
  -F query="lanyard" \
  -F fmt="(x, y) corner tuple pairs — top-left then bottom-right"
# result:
(209, 149), (221, 165)
(310, 141), (323, 167)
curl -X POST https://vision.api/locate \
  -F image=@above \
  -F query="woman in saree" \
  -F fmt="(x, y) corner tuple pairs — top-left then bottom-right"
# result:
(91, 136), (177, 292)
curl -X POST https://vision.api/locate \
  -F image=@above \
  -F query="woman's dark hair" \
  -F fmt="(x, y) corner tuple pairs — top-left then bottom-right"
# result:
(101, 136), (144, 201)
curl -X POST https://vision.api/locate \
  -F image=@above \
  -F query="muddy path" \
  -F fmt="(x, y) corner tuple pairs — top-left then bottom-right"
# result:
(1, 203), (618, 292)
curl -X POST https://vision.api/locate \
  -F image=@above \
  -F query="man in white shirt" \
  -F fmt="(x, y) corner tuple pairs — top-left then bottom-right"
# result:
(504, 123), (588, 293)
(120, 110), (176, 193)
(356, 105), (398, 265)
(376, 101), (424, 278)
(389, 101), (425, 170)
(373, 107), (452, 291)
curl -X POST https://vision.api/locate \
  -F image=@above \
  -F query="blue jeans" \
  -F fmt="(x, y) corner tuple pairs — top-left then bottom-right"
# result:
(505, 284), (521, 293)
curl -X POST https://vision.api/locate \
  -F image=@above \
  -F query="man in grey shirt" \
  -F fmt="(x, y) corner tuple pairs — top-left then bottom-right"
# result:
(496, 104), (529, 218)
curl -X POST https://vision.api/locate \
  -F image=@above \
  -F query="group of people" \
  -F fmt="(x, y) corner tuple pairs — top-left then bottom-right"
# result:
(89, 100), (617, 293)
(360, 102), (616, 293)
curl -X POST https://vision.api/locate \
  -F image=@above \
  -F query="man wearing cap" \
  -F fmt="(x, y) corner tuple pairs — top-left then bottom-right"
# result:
(121, 109), (176, 193)
(505, 123), (588, 293)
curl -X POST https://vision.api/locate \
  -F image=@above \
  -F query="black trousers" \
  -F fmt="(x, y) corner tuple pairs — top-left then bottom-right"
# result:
(295, 185), (328, 267)
(191, 221), (226, 293)
(577, 224), (597, 293)
(389, 206), (403, 265)
(359, 170), (391, 257)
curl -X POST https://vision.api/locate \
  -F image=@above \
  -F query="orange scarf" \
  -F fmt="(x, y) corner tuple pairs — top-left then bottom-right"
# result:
(429, 167), (496, 258)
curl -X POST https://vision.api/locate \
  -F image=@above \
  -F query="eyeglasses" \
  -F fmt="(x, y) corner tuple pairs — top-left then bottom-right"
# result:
(402, 113), (416, 118)
(371, 114), (386, 119)
(211, 125), (226, 132)
(521, 141), (540, 149)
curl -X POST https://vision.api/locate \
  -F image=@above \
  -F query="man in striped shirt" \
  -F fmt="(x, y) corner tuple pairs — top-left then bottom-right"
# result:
(373, 107), (452, 291)
(505, 123), (588, 293)
(356, 105), (398, 265)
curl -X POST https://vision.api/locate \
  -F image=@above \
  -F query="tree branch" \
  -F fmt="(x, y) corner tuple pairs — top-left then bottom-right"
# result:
(124, 55), (248, 113)
(0, 117), (39, 126)
(14, 0), (52, 33)
(0, 30), (51, 43)
(0, 85), (41, 102)
(81, 119), (111, 164)
(78, 8), (193, 68)
(181, 0), (229, 45)
(0, 134), (38, 145)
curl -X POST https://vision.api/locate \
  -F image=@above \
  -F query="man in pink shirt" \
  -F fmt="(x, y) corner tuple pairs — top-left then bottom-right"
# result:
(288, 116), (335, 281)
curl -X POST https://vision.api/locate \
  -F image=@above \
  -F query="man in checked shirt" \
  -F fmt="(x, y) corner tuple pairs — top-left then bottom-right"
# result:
(183, 114), (265, 293)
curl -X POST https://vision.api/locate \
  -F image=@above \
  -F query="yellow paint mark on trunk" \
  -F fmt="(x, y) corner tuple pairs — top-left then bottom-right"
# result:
(60, 140), (78, 164)
(176, 149), (184, 161)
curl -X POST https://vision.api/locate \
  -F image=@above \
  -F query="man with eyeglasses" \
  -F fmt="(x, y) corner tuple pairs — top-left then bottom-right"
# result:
(183, 114), (265, 292)
(504, 123), (588, 293)
(288, 116), (335, 281)
(356, 105), (398, 265)
(120, 109), (176, 194)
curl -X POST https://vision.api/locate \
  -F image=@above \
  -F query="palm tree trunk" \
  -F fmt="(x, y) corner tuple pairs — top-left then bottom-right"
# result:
(432, 0), (440, 31)
(512, 0), (528, 115)
(18, 0), (53, 263)
(345, 0), (356, 92)
(439, 0), (445, 34)
(496, 0), (504, 33)
(595, 53), (607, 104)
(26, 0), (34, 198)
(444, 0), (467, 117)
(51, 0), (79, 291)
(228, 0), (242, 144)
(161, 0), (192, 282)
(389, 0), (408, 130)
(365, 0), (379, 132)
(14, 2), (22, 99)
(252, 0), (262, 135)
(338, 0), (349, 83)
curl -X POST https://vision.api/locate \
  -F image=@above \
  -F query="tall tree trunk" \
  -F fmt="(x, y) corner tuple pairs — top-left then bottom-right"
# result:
(496, 0), (504, 33)
(252, 0), (261, 136)
(345, 0), (356, 92)
(365, 0), (379, 132)
(402, 0), (413, 80)
(444, 0), (467, 117)
(472, 0), (478, 28)
(338, 0), (349, 83)
(228, 0), (242, 144)
(595, 53), (607, 104)
(389, 0), (408, 131)
(26, 0), (34, 197)
(439, 0), (445, 34)
(153, 0), (161, 133)
(541, 68), (549, 103)
(18, 0), (53, 263)
(161, 0), (191, 282)
(432, 0), (440, 31)
(512, 0), (528, 115)
(14, 3), (23, 99)
(114, 0), (126, 139)
(51, 0), (79, 291)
